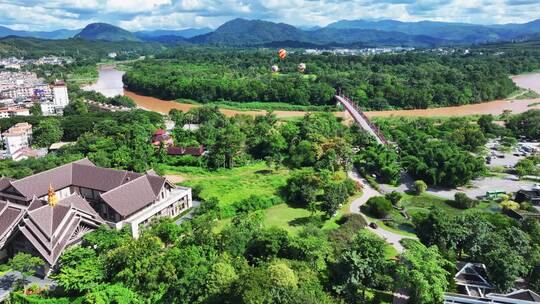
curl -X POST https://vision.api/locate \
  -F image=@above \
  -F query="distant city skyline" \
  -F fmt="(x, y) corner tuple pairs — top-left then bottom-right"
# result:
(1, 0), (539, 31)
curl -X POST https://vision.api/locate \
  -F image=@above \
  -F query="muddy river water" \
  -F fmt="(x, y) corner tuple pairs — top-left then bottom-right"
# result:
(87, 66), (540, 118)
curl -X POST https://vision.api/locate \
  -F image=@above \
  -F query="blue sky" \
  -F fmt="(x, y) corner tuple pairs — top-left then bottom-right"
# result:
(1, 0), (539, 31)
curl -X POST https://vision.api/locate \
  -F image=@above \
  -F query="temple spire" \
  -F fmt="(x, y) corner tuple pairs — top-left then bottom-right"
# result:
(48, 184), (57, 207)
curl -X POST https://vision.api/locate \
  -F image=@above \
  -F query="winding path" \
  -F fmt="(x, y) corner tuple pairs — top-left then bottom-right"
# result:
(348, 170), (417, 253)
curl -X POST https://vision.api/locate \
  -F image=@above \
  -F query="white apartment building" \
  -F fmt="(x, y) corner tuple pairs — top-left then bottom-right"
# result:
(52, 80), (69, 108)
(1, 122), (32, 160)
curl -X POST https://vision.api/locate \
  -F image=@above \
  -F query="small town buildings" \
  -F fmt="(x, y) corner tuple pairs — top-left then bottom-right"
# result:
(0, 72), (69, 116)
(0, 158), (192, 270)
(0, 106), (30, 118)
(151, 129), (174, 147)
(1, 122), (32, 160)
(49, 141), (75, 152)
(445, 262), (540, 303)
(516, 185), (540, 206)
(52, 80), (69, 108)
(167, 146), (206, 157)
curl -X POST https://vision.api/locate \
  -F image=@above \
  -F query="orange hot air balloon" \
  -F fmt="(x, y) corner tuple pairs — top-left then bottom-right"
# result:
(278, 49), (287, 60)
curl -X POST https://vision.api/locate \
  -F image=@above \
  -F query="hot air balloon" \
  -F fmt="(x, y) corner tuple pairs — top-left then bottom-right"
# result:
(297, 63), (306, 73)
(271, 65), (279, 73)
(278, 49), (287, 60)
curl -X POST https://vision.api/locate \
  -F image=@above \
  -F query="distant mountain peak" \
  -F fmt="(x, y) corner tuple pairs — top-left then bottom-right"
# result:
(75, 23), (140, 42)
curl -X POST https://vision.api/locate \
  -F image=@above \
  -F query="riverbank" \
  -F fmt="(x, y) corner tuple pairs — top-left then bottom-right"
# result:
(92, 66), (540, 118)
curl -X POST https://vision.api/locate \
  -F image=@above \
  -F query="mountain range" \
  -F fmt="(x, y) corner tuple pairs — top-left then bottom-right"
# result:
(1, 18), (540, 47)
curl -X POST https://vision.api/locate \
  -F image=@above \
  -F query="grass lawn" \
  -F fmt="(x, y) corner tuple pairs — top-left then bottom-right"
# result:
(262, 192), (360, 235)
(263, 204), (315, 235)
(365, 192), (501, 237)
(159, 162), (289, 207)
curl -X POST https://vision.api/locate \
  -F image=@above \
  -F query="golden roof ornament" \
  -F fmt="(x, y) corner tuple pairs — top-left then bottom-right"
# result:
(48, 184), (58, 207)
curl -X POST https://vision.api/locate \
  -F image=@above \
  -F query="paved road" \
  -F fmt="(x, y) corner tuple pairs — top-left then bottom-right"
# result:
(380, 172), (534, 200)
(0, 271), (55, 301)
(348, 170), (416, 253)
(175, 200), (201, 225)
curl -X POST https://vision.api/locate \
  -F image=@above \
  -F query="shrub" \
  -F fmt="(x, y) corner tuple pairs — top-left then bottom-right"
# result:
(385, 191), (403, 206)
(501, 200), (520, 210)
(520, 202), (536, 212)
(413, 180), (427, 195)
(232, 195), (280, 214)
(451, 192), (478, 209)
(363, 196), (393, 218)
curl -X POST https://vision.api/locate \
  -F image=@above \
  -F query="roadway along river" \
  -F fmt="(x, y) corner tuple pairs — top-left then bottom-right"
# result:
(86, 66), (540, 118)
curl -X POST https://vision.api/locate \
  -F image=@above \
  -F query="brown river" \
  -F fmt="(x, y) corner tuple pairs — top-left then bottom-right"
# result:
(88, 67), (540, 118)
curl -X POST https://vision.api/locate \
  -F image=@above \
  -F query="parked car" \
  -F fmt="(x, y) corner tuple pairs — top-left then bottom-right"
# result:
(369, 222), (378, 229)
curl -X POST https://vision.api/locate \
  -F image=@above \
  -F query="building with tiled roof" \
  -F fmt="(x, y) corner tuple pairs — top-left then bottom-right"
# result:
(0, 158), (192, 270)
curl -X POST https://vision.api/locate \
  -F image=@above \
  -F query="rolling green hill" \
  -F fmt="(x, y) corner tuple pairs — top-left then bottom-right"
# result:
(75, 23), (141, 42)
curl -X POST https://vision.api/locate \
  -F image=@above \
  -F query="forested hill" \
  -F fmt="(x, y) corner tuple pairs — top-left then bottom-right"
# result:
(2, 18), (540, 47)
(75, 23), (141, 42)
(325, 19), (540, 44)
(190, 19), (307, 46)
(0, 36), (161, 59)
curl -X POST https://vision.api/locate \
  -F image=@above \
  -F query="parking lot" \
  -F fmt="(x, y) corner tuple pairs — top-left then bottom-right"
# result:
(485, 139), (538, 168)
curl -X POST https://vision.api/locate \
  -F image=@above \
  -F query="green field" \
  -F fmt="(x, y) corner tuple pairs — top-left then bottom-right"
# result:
(366, 193), (501, 236)
(160, 162), (289, 206)
(161, 162), (365, 235)
(175, 99), (337, 112)
(66, 65), (98, 85)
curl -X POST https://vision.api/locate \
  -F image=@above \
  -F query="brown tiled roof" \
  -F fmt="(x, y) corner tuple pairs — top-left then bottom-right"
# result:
(0, 178), (14, 192)
(5, 159), (145, 201)
(1, 157), (167, 223)
(0, 203), (24, 240)
(505, 289), (540, 302)
(167, 145), (205, 156)
(19, 194), (104, 265)
(9, 160), (79, 200)
(59, 194), (103, 222)
(71, 163), (142, 192)
(27, 203), (70, 238)
(100, 175), (159, 217)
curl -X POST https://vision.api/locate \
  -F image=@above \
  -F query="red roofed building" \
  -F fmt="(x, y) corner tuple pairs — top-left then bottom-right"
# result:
(151, 129), (174, 147)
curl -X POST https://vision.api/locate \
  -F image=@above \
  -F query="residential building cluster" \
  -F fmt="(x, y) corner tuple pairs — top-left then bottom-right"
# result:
(0, 158), (192, 274)
(304, 47), (414, 56)
(0, 122), (46, 161)
(0, 71), (69, 116)
(0, 56), (73, 70)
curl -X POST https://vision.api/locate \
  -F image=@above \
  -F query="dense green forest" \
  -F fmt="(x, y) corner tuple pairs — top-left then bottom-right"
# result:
(2, 101), (540, 303)
(123, 46), (540, 110)
(0, 36), (163, 59)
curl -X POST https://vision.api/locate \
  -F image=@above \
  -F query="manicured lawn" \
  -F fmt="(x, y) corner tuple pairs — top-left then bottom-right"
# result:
(370, 192), (502, 237)
(401, 193), (460, 216)
(263, 204), (315, 235)
(160, 162), (289, 207)
(263, 192), (361, 235)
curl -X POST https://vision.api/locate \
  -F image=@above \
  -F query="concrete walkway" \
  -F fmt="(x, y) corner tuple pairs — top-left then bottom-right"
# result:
(0, 271), (55, 301)
(348, 170), (417, 253)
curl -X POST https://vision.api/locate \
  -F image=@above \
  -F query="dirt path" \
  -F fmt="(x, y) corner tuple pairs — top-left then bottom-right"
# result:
(164, 174), (186, 184)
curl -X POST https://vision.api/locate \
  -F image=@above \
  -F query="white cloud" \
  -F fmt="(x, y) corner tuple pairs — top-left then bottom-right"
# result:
(0, 0), (538, 31)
